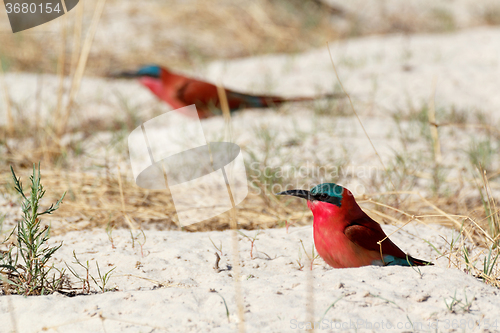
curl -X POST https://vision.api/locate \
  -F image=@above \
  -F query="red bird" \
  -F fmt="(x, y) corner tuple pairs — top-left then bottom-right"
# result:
(278, 183), (432, 268)
(114, 65), (342, 118)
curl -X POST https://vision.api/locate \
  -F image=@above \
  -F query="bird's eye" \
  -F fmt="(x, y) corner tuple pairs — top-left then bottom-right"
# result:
(318, 193), (329, 200)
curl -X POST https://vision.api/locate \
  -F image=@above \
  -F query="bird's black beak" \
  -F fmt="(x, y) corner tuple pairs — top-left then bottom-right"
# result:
(108, 70), (141, 79)
(276, 189), (311, 200)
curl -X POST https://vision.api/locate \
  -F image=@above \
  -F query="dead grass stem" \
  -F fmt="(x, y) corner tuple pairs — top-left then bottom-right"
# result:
(56, 0), (107, 137)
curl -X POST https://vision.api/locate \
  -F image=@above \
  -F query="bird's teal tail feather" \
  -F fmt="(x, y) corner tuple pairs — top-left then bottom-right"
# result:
(372, 255), (433, 267)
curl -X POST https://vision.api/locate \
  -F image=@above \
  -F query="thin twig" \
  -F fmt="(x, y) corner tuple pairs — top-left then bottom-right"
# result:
(428, 76), (442, 163)
(217, 83), (246, 333)
(55, 13), (67, 126)
(326, 42), (397, 193)
(57, 0), (107, 136)
(0, 58), (14, 136)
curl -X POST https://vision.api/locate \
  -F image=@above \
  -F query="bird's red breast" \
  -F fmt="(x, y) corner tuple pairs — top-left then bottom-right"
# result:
(139, 77), (164, 100)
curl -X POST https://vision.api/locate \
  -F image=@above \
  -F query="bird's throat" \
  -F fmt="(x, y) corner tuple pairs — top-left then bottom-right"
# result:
(140, 77), (163, 98)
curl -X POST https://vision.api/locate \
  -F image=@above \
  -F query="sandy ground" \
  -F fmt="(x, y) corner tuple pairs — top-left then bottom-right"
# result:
(2, 224), (500, 332)
(1, 27), (500, 332)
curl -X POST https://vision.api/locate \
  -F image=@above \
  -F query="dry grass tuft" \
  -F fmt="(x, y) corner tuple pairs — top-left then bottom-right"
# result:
(2, 0), (500, 77)
(0, 0), (341, 76)
(0, 166), (291, 235)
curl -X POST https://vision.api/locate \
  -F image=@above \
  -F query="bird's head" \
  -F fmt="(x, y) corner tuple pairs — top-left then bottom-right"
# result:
(136, 65), (162, 78)
(277, 183), (346, 206)
(110, 65), (162, 79)
(109, 65), (166, 98)
(277, 183), (360, 219)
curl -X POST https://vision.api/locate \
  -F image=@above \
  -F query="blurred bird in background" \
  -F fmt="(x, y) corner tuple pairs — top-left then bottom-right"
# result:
(113, 65), (343, 118)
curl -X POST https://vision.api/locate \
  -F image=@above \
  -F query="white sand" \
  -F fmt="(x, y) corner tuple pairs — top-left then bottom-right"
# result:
(1, 27), (500, 332)
(2, 224), (499, 332)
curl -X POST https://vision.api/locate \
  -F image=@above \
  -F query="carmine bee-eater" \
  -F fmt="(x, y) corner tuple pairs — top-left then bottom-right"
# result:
(277, 183), (433, 268)
(113, 65), (343, 119)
